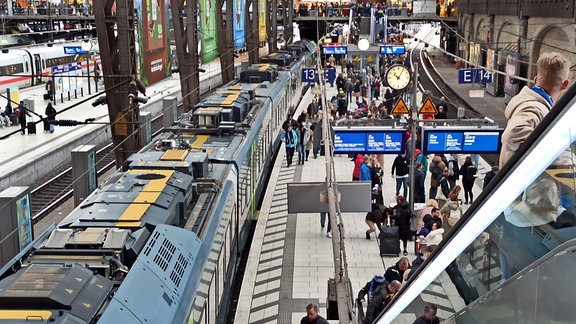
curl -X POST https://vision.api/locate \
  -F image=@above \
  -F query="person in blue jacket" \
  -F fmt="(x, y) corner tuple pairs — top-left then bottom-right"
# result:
(359, 154), (372, 181)
(281, 124), (298, 167)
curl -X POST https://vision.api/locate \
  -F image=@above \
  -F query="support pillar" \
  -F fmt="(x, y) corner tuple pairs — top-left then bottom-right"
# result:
(170, 0), (201, 112)
(93, 0), (140, 167)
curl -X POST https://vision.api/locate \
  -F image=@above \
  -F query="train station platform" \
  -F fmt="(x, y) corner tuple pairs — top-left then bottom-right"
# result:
(235, 54), (509, 322)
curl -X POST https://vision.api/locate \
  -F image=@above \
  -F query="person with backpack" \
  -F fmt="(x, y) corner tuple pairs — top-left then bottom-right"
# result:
(358, 276), (401, 324)
(296, 123), (309, 165)
(447, 155), (460, 187)
(44, 102), (57, 133)
(428, 155), (446, 201)
(16, 101), (31, 135)
(280, 124), (298, 167)
(440, 185), (463, 234)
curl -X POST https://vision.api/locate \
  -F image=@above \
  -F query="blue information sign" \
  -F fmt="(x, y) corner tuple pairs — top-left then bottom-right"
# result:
(322, 45), (347, 55)
(380, 45), (405, 55)
(423, 127), (502, 154)
(458, 69), (492, 84)
(334, 128), (405, 154)
(64, 46), (87, 54)
(302, 68), (318, 82)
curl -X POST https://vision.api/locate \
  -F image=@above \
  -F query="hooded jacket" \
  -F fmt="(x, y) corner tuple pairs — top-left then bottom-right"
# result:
(500, 86), (551, 169)
(426, 227), (445, 245)
(428, 156), (446, 187)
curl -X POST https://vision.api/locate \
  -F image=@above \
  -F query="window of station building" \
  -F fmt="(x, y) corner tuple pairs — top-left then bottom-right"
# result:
(0, 63), (24, 76)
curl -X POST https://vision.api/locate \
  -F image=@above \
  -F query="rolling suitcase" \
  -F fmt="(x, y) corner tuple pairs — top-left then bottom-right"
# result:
(27, 122), (36, 135)
(379, 217), (400, 257)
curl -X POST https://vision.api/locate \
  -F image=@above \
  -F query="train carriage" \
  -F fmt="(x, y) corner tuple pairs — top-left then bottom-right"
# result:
(0, 42), (100, 93)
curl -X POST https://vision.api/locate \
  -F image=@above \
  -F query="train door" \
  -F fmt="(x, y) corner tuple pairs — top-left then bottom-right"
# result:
(33, 54), (43, 84)
(21, 55), (32, 87)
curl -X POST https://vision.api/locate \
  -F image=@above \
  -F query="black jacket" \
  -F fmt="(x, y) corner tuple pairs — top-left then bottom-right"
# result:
(391, 154), (409, 177)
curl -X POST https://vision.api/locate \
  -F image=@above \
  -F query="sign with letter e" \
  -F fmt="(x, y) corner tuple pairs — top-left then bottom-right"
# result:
(458, 69), (493, 84)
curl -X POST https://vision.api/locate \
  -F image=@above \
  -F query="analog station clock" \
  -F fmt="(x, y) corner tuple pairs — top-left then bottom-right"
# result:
(386, 64), (411, 90)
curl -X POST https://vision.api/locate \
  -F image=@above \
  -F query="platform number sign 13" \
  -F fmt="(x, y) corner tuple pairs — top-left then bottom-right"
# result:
(302, 68), (318, 83)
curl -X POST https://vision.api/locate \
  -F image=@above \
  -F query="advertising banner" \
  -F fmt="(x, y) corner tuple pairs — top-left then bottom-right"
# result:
(200, 0), (218, 62)
(16, 194), (32, 250)
(136, 0), (172, 85)
(234, 0), (246, 50)
(504, 52), (518, 96)
(258, 0), (266, 43)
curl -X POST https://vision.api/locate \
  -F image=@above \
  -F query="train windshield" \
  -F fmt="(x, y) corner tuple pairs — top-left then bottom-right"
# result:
(378, 83), (576, 322)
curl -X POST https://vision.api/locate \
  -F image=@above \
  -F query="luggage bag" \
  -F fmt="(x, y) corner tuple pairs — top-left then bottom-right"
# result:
(379, 223), (400, 257)
(27, 123), (36, 135)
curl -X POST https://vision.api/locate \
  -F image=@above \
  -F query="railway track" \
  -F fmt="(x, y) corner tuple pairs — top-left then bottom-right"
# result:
(410, 42), (500, 167)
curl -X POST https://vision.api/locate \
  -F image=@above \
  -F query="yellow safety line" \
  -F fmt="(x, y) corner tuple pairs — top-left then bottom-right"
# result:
(191, 135), (209, 150)
(0, 310), (53, 320)
(117, 170), (174, 224)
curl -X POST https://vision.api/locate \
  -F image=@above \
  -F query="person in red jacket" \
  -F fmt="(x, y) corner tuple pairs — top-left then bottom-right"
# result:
(352, 153), (364, 181)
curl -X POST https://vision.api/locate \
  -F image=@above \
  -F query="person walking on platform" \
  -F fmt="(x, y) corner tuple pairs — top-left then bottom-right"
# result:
(500, 52), (570, 169)
(428, 155), (446, 201)
(414, 161), (426, 203)
(296, 123), (309, 165)
(391, 153), (409, 198)
(440, 185), (462, 234)
(281, 124), (298, 167)
(461, 156), (477, 204)
(446, 154), (460, 188)
(320, 212), (332, 238)
(15, 101), (30, 135)
(45, 102), (57, 133)
(300, 303), (329, 324)
(392, 196), (413, 256)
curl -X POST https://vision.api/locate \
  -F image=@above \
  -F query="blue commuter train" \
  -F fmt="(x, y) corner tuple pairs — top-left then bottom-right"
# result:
(0, 40), (317, 323)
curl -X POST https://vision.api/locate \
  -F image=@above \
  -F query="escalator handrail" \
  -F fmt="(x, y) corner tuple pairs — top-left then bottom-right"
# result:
(376, 82), (576, 323)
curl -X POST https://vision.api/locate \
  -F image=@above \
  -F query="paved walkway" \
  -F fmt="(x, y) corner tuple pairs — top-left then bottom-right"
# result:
(235, 72), (491, 322)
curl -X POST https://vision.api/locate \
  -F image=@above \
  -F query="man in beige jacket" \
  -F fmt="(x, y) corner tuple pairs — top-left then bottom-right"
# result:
(499, 52), (570, 169)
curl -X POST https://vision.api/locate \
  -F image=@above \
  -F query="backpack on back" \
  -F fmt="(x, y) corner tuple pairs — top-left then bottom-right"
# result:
(448, 160), (459, 178)
(431, 163), (442, 180)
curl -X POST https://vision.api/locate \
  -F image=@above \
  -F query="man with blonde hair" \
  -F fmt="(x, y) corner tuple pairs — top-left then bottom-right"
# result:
(500, 52), (570, 168)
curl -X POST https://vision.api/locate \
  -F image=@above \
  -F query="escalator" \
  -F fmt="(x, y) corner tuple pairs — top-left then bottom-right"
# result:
(376, 83), (576, 323)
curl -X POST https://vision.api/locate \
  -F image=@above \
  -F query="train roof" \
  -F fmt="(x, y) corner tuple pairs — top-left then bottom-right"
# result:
(59, 169), (194, 229)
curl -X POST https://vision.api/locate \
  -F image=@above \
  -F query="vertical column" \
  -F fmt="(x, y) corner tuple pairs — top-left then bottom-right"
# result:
(71, 145), (97, 207)
(163, 96), (178, 128)
(139, 111), (152, 146)
(0, 187), (33, 266)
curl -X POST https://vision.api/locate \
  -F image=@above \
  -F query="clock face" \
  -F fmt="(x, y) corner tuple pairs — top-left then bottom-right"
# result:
(386, 65), (411, 90)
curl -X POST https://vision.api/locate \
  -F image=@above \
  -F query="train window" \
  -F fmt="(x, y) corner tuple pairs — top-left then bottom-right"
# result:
(0, 63), (24, 76)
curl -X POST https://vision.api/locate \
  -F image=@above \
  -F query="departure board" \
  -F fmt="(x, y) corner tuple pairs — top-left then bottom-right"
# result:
(423, 127), (503, 153)
(334, 128), (405, 154)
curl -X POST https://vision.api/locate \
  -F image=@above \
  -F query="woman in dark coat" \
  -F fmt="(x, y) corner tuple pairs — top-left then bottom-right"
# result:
(461, 156), (477, 204)
(392, 195), (413, 256)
